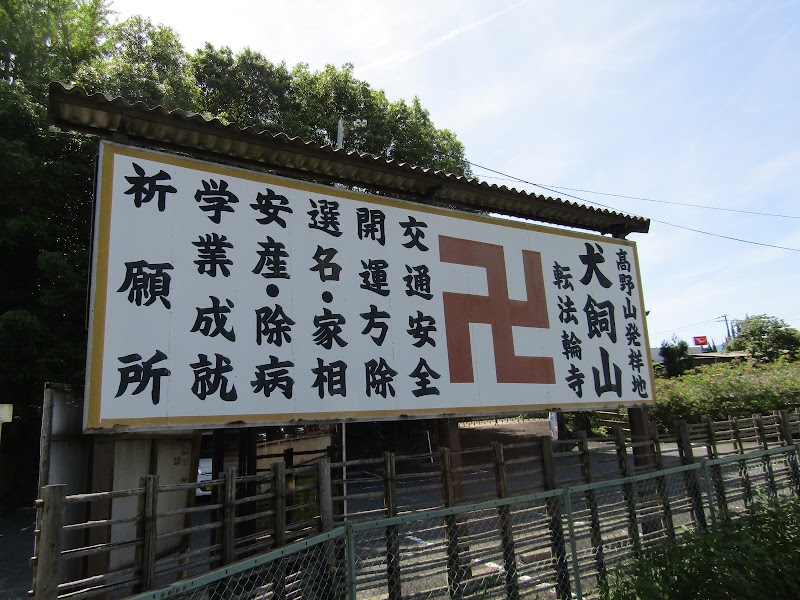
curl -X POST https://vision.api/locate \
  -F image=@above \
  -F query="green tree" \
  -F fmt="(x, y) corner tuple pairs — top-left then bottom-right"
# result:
(658, 336), (694, 378)
(0, 0), (108, 98)
(75, 15), (199, 109)
(726, 314), (800, 362)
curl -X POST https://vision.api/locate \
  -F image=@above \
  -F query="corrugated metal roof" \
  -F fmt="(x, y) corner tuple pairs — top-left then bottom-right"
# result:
(48, 82), (649, 237)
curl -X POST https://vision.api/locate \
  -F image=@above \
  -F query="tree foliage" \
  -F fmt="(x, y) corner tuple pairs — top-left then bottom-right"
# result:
(651, 360), (800, 427)
(658, 336), (693, 378)
(726, 314), (800, 362)
(0, 1), (472, 506)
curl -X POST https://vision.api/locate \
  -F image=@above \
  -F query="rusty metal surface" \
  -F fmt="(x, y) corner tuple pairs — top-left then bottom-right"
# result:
(48, 82), (649, 237)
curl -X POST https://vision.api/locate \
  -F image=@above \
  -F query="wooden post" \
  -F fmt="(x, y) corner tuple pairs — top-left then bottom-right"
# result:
(221, 468), (236, 565)
(139, 474), (159, 592)
(732, 418), (753, 506)
(35, 484), (66, 600)
(492, 442), (519, 600)
(272, 462), (287, 547)
(777, 410), (800, 495)
(577, 431), (606, 585)
(613, 429), (641, 557)
(540, 436), (572, 600)
(440, 448), (465, 600)
(383, 452), (402, 600)
(756, 415), (777, 493)
(705, 417), (727, 514)
(677, 420), (707, 528)
(651, 426), (675, 539)
(318, 457), (334, 533)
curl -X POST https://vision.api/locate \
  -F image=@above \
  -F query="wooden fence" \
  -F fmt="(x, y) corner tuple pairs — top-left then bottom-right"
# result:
(30, 409), (800, 598)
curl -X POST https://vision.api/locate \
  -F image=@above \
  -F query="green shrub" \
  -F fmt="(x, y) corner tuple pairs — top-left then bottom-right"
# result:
(606, 497), (800, 600)
(651, 359), (800, 429)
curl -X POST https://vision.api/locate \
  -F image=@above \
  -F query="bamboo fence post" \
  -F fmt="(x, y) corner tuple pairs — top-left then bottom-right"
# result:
(732, 418), (753, 506)
(651, 426), (675, 539)
(222, 468), (237, 565)
(139, 474), (159, 592)
(777, 410), (800, 495)
(540, 436), (572, 600)
(492, 442), (519, 600)
(383, 452), (401, 600)
(440, 447), (465, 600)
(756, 415), (777, 493)
(677, 420), (707, 529)
(577, 431), (606, 586)
(613, 428), (641, 557)
(705, 417), (727, 514)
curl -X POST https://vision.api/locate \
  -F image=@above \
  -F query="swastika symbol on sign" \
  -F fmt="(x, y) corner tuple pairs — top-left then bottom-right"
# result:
(439, 236), (556, 384)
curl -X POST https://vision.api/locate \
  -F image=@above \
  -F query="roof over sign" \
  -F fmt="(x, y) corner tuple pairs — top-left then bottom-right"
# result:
(48, 82), (650, 237)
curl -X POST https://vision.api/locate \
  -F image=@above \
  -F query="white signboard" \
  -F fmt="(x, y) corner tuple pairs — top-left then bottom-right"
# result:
(84, 142), (654, 430)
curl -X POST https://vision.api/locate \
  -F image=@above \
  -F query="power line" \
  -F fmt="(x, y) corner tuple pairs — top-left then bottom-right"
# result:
(468, 161), (800, 253)
(649, 317), (722, 337)
(473, 172), (800, 220)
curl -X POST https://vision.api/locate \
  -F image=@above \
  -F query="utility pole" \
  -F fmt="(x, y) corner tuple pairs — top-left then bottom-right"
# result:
(718, 314), (731, 341)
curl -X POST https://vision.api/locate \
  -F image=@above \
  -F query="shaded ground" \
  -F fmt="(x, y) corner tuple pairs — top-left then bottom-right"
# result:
(0, 508), (35, 600)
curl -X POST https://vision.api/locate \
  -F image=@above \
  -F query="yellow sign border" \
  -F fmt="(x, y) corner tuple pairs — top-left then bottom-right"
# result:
(85, 142), (655, 431)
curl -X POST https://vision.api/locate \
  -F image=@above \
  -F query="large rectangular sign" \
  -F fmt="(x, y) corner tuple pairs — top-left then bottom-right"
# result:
(85, 142), (654, 430)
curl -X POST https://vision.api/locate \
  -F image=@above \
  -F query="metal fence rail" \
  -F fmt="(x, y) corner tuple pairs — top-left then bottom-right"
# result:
(129, 444), (800, 600)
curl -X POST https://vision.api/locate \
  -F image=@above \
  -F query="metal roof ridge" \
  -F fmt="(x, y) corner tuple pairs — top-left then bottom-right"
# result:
(47, 82), (649, 236)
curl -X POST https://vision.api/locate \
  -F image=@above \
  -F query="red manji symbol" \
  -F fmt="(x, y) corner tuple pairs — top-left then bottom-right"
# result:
(439, 236), (556, 384)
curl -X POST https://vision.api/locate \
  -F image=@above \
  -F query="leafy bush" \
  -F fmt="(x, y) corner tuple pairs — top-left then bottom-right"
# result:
(651, 359), (800, 429)
(606, 497), (800, 600)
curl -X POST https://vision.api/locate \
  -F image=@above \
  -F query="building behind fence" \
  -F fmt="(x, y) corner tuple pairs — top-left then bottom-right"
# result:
(32, 410), (800, 599)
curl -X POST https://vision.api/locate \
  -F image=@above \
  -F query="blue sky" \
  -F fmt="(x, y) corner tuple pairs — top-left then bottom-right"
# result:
(109, 0), (800, 348)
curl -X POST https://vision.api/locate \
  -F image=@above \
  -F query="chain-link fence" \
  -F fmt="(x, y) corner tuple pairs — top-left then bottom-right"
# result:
(130, 444), (800, 600)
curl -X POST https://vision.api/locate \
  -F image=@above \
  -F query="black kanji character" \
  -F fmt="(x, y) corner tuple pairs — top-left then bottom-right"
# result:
(310, 246), (342, 282)
(553, 262), (574, 291)
(191, 296), (236, 342)
(253, 236), (290, 279)
(584, 295), (617, 343)
(628, 349), (644, 372)
(360, 259), (390, 296)
(115, 350), (170, 405)
(193, 233), (233, 277)
(255, 304), (295, 346)
(124, 163), (176, 212)
(399, 216), (428, 251)
(308, 199), (342, 237)
(619, 274), (635, 296)
(592, 347), (622, 398)
(360, 305), (389, 346)
(311, 358), (347, 398)
(407, 311), (437, 347)
(632, 374), (648, 398)
(365, 357), (397, 398)
(558, 295), (578, 325)
(117, 260), (174, 308)
(356, 208), (386, 246)
(191, 353), (237, 401)
(616, 249), (631, 272)
(251, 188), (293, 227)
(578, 243), (613, 288)
(623, 297), (637, 320)
(625, 322), (642, 347)
(252, 356), (294, 399)
(410, 358), (440, 397)
(404, 265), (433, 300)
(565, 364), (585, 398)
(561, 331), (582, 360)
(313, 308), (347, 349)
(194, 179), (239, 224)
